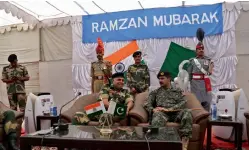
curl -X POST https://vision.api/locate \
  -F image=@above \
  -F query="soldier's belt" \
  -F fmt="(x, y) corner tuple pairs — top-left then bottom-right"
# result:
(94, 76), (104, 80)
(192, 74), (208, 80)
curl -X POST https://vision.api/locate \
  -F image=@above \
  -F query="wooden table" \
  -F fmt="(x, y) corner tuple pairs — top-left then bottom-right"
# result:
(20, 125), (182, 150)
(36, 115), (59, 131)
(206, 118), (243, 150)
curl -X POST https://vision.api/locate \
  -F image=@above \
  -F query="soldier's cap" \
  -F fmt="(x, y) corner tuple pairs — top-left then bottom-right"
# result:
(112, 72), (124, 79)
(157, 71), (171, 79)
(8, 54), (17, 62)
(132, 51), (142, 57)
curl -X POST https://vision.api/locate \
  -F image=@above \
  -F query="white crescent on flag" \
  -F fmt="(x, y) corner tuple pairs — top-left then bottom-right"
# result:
(116, 107), (124, 115)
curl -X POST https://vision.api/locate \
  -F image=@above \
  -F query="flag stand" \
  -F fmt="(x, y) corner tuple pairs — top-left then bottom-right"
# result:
(99, 113), (113, 138)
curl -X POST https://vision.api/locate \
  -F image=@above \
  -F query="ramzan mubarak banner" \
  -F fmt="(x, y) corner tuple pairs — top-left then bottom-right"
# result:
(82, 3), (223, 43)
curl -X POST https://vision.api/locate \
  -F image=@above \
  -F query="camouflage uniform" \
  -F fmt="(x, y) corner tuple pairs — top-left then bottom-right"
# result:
(0, 110), (18, 136)
(72, 85), (133, 125)
(2, 65), (29, 112)
(144, 86), (192, 139)
(91, 60), (112, 93)
(0, 110), (19, 150)
(127, 64), (150, 93)
(187, 56), (212, 111)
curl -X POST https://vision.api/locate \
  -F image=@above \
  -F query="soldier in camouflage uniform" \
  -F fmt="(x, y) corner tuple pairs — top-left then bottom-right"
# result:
(72, 72), (134, 125)
(127, 51), (150, 95)
(1, 54), (30, 112)
(144, 71), (192, 150)
(91, 38), (112, 93)
(0, 110), (20, 150)
(187, 42), (214, 111)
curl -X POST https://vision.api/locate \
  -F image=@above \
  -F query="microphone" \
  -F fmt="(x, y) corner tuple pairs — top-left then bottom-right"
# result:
(53, 92), (81, 131)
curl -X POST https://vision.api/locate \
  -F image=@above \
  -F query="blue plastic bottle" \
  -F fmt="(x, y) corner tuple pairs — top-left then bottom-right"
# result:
(212, 103), (217, 120)
(50, 107), (53, 116)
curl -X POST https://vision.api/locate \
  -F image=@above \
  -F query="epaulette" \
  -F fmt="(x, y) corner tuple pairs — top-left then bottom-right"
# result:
(122, 88), (129, 93)
(20, 66), (26, 70)
(3, 66), (9, 70)
(150, 89), (158, 95)
(204, 56), (211, 60)
(104, 60), (112, 64)
(104, 60), (110, 63)
(127, 64), (134, 69)
(150, 87), (161, 94)
(189, 58), (194, 61)
(3, 65), (9, 69)
(173, 87), (183, 93)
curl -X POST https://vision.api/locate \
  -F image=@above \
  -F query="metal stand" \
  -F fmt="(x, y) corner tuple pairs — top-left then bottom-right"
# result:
(99, 113), (113, 138)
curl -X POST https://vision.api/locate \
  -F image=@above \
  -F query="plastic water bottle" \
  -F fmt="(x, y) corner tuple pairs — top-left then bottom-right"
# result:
(53, 106), (57, 116)
(212, 103), (217, 120)
(50, 106), (53, 116)
(50, 103), (57, 116)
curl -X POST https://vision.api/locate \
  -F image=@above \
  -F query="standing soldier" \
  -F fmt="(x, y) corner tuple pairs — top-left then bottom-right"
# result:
(187, 40), (214, 111)
(0, 110), (20, 150)
(91, 38), (112, 93)
(1, 54), (30, 112)
(127, 51), (150, 95)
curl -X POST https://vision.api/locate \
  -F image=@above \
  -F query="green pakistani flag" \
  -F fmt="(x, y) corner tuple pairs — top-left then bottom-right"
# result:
(107, 101), (127, 119)
(160, 42), (196, 79)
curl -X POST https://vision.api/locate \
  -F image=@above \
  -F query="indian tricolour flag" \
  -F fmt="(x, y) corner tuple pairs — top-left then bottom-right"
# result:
(84, 101), (106, 118)
(104, 40), (142, 83)
(104, 41), (195, 85)
(158, 42), (196, 79)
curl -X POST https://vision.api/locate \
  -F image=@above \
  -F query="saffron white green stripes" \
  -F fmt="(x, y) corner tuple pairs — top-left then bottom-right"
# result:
(84, 101), (106, 118)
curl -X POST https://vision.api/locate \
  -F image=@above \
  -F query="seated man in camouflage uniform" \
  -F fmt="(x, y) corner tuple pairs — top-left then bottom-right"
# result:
(144, 71), (192, 150)
(0, 110), (19, 150)
(72, 72), (134, 125)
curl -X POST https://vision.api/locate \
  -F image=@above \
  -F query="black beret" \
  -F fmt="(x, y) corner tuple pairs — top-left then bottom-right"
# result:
(8, 54), (17, 62)
(112, 72), (124, 79)
(157, 71), (171, 79)
(132, 51), (142, 57)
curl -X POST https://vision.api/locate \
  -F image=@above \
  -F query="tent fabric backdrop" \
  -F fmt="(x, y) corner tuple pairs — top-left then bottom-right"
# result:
(39, 59), (75, 112)
(72, 5), (239, 97)
(0, 28), (40, 64)
(40, 25), (72, 61)
(0, 28), (40, 106)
